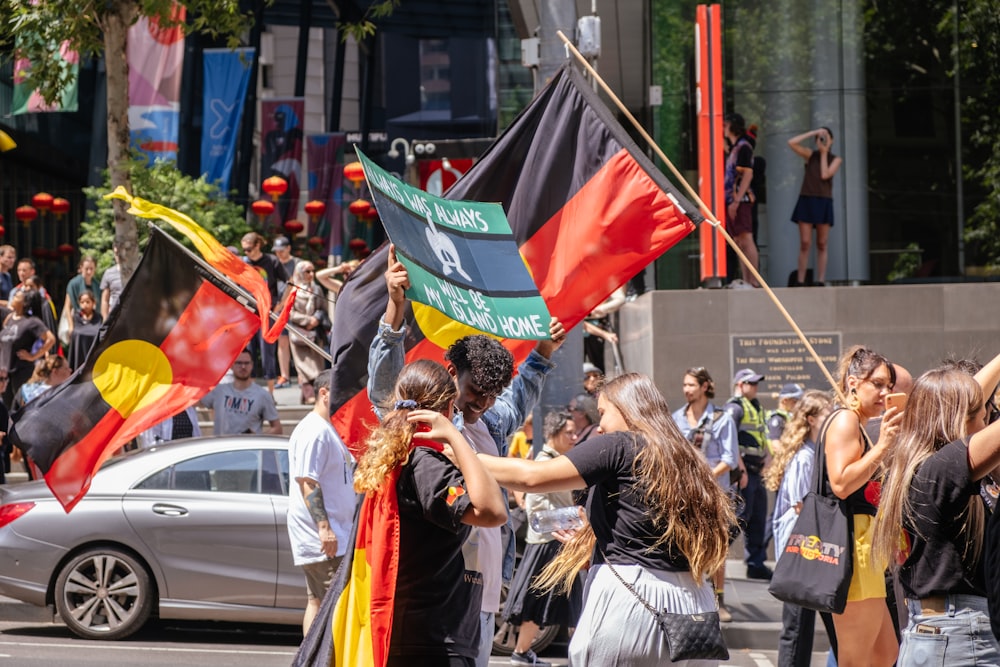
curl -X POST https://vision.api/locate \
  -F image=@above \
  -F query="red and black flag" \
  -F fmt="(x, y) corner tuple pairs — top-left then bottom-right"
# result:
(11, 228), (261, 511)
(329, 63), (701, 452)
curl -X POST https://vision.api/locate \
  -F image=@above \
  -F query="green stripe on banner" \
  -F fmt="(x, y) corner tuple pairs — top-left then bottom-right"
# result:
(403, 258), (550, 340)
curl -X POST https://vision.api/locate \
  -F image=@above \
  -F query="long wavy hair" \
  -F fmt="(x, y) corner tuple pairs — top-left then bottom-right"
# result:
(764, 390), (833, 492)
(537, 374), (736, 591)
(872, 367), (984, 570)
(354, 360), (458, 493)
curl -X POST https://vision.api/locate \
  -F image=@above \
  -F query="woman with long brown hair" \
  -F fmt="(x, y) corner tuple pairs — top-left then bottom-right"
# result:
(872, 353), (1000, 666)
(823, 345), (903, 667)
(350, 359), (507, 666)
(482, 372), (736, 665)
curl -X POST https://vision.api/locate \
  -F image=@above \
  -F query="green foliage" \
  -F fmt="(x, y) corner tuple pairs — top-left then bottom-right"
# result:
(0, 0), (259, 108)
(887, 242), (924, 282)
(954, 0), (1000, 268)
(337, 0), (400, 42)
(81, 160), (251, 272)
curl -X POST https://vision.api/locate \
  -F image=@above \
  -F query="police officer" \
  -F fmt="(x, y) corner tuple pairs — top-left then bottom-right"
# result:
(725, 368), (773, 580)
(767, 383), (804, 441)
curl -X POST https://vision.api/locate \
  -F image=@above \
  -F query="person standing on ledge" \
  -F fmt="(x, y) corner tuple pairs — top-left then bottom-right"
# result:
(788, 127), (843, 287)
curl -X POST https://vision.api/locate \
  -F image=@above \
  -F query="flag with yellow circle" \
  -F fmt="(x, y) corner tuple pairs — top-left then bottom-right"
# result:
(11, 228), (261, 511)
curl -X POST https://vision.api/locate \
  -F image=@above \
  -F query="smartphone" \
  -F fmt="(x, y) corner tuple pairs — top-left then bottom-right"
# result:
(886, 392), (908, 412)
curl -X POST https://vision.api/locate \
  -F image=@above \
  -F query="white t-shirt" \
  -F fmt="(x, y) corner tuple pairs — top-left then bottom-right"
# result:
(462, 418), (502, 614)
(287, 412), (357, 565)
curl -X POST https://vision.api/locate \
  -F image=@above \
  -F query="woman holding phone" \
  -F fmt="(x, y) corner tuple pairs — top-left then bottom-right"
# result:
(788, 127), (843, 286)
(823, 345), (903, 667)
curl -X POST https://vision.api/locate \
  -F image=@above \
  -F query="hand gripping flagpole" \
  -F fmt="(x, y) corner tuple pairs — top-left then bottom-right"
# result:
(555, 30), (846, 404)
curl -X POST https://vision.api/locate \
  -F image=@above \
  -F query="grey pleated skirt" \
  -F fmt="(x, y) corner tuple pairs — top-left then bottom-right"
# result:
(568, 563), (720, 667)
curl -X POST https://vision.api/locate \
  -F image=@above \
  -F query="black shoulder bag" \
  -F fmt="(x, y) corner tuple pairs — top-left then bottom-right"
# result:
(601, 554), (729, 661)
(768, 409), (854, 613)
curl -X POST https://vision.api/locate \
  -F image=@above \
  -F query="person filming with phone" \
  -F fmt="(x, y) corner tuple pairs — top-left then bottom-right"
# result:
(788, 127), (843, 287)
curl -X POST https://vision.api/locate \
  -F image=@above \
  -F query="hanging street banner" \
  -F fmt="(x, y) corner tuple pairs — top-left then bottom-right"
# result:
(128, 3), (186, 163)
(356, 149), (551, 342)
(201, 48), (255, 193)
(306, 133), (347, 256)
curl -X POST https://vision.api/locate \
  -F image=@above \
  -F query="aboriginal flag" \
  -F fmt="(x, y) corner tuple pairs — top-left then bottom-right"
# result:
(11, 229), (260, 511)
(328, 63), (701, 452)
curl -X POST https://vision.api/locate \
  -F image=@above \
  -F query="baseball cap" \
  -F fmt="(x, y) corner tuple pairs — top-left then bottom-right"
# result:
(778, 383), (804, 400)
(733, 368), (765, 385)
(272, 236), (290, 249)
(582, 362), (602, 376)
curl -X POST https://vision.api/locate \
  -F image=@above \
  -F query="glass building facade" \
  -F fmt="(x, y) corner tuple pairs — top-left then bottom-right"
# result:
(649, 0), (994, 289)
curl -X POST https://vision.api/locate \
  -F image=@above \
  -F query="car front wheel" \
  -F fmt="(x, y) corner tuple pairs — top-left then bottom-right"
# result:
(54, 547), (153, 640)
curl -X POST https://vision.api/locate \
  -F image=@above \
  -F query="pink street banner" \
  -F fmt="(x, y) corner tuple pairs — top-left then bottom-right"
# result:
(306, 134), (346, 257)
(261, 98), (305, 227)
(128, 3), (186, 163)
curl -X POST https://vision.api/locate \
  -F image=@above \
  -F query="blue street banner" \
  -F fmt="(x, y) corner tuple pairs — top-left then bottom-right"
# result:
(356, 149), (551, 342)
(201, 48), (255, 192)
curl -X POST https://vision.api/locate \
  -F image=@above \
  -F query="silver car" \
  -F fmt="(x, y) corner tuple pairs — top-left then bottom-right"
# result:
(0, 435), (306, 640)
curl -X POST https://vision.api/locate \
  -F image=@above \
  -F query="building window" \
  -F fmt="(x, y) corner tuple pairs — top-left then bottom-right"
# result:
(419, 39), (451, 112)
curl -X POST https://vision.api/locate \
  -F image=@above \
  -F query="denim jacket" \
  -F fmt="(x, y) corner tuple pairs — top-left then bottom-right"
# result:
(367, 319), (555, 581)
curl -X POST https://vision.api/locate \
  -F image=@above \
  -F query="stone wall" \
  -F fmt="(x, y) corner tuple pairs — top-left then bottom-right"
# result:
(617, 284), (1000, 411)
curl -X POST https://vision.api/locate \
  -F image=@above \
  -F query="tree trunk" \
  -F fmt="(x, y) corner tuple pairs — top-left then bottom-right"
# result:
(103, 2), (140, 281)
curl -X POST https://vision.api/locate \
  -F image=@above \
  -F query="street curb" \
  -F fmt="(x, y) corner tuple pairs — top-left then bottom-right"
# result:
(0, 597), (56, 624)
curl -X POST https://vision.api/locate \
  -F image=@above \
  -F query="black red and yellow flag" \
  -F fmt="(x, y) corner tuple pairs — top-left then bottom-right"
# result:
(11, 227), (262, 511)
(329, 63), (702, 453)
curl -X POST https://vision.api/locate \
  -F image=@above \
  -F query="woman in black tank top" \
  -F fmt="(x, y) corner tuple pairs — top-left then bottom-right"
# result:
(822, 346), (902, 667)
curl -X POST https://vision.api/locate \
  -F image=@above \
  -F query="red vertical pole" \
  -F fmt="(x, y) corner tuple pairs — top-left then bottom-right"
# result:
(696, 4), (726, 287)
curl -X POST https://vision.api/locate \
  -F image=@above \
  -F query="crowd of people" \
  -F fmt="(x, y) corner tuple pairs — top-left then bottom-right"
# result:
(5, 225), (1000, 667)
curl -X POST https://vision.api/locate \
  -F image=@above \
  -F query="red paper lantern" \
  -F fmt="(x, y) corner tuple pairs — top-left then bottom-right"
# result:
(343, 162), (365, 187)
(365, 203), (378, 220)
(262, 176), (288, 201)
(307, 235), (324, 248)
(32, 247), (48, 259)
(51, 197), (71, 217)
(15, 205), (38, 225)
(349, 199), (371, 217)
(31, 192), (53, 212)
(304, 200), (326, 222)
(0, 225), (6, 238)
(283, 220), (305, 235)
(58, 243), (75, 257)
(250, 199), (275, 218)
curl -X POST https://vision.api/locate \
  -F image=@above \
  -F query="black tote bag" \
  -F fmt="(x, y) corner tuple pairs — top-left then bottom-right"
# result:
(768, 411), (854, 614)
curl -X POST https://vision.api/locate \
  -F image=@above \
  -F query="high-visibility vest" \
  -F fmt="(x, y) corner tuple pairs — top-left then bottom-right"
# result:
(730, 395), (769, 456)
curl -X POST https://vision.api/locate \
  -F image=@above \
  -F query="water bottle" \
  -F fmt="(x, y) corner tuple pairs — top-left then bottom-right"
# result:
(529, 506), (584, 534)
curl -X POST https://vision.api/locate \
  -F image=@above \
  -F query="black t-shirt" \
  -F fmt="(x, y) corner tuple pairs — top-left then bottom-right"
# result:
(564, 431), (689, 572)
(0, 316), (47, 373)
(900, 438), (985, 598)
(391, 447), (480, 658)
(248, 254), (288, 303)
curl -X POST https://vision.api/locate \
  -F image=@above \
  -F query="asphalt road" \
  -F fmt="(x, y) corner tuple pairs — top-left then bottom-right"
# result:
(0, 616), (833, 667)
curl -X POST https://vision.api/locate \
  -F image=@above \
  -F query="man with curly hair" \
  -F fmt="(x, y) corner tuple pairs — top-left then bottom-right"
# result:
(368, 245), (565, 667)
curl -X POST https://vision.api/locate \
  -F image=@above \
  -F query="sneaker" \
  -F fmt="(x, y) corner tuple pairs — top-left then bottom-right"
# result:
(746, 564), (773, 580)
(275, 376), (290, 389)
(511, 649), (551, 666)
(717, 604), (733, 623)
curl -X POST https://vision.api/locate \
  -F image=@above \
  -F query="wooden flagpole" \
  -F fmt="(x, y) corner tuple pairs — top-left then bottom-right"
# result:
(555, 30), (845, 402)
